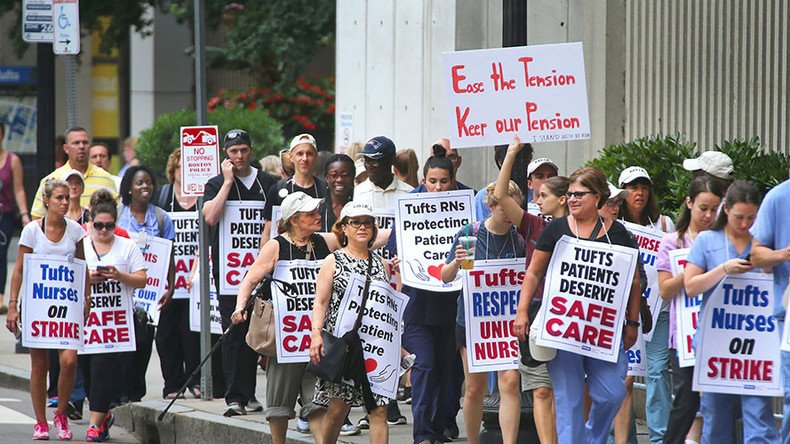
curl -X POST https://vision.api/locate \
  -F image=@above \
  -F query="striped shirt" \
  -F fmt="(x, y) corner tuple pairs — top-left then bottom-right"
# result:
(31, 162), (118, 218)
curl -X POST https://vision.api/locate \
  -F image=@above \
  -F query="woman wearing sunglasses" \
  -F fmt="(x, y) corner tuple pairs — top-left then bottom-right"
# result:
(81, 196), (147, 442)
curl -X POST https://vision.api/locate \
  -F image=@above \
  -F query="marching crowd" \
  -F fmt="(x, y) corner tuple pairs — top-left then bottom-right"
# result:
(3, 123), (790, 444)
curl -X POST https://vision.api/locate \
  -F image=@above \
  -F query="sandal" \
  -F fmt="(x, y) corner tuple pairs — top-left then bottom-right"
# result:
(188, 387), (202, 399)
(164, 392), (185, 400)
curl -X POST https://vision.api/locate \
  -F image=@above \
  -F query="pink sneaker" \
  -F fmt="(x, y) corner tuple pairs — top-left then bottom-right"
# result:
(53, 410), (72, 440)
(33, 421), (49, 440)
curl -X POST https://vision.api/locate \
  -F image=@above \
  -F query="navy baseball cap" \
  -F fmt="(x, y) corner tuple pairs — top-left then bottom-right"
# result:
(359, 136), (396, 160)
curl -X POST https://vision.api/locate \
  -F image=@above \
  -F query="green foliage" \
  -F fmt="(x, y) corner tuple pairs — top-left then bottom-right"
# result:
(136, 108), (283, 183)
(587, 134), (697, 219)
(587, 134), (790, 220)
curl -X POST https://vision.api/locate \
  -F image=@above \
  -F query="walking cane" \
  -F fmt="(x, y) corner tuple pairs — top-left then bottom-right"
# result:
(157, 274), (290, 421)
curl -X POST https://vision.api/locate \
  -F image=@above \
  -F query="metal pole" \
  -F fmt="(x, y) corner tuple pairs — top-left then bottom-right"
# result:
(64, 55), (78, 128)
(194, 0), (212, 400)
(36, 44), (56, 174)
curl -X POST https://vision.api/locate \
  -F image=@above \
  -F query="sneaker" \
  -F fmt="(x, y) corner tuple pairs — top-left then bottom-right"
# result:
(386, 401), (407, 425)
(223, 402), (246, 417)
(397, 386), (412, 404)
(399, 353), (416, 376)
(66, 401), (82, 421)
(295, 417), (310, 434)
(33, 421), (49, 440)
(99, 411), (114, 441)
(85, 425), (102, 442)
(47, 397), (59, 408)
(53, 410), (73, 440)
(246, 398), (263, 413)
(340, 418), (361, 436)
(357, 415), (370, 430)
(444, 418), (460, 439)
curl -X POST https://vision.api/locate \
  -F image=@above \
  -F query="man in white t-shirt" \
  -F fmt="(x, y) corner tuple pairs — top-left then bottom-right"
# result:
(354, 136), (413, 209)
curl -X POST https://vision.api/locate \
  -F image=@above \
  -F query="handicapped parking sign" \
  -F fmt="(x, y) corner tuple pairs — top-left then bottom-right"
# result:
(52, 0), (79, 55)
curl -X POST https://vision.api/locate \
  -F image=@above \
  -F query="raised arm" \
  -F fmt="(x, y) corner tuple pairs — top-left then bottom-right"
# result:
(494, 135), (526, 227)
(202, 159), (235, 226)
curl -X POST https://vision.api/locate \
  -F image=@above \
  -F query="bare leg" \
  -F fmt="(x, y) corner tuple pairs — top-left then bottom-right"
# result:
(308, 409), (326, 444)
(460, 349), (486, 444)
(89, 411), (106, 428)
(583, 385), (592, 421)
(533, 387), (557, 444)
(367, 405), (388, 444)
(56, 349), (77, 415)
(30, 349), (49, 423)
(686, 417), (702, 443)
(269, 417), (289, 444)
(498, 369), (522, 444)
(321, 398), (350, 444)
(612, 375), (635, 444)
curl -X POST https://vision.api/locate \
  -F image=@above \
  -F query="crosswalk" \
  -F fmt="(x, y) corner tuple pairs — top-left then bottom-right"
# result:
(0, 398), (35, 424)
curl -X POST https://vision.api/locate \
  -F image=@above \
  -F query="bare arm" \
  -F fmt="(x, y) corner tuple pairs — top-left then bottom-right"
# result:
(156, 249), (176, 309)
(10, 154), (30, 225)
(622, 269), (641, 350)
(750, 241), (790, 269)
(658, 270), (684, 301)
(513, 249), (551, 341)
(202, 159), (235, 226)
(76, 242), (91, 322)
(231, 239), (280, 324)
(684, 259), (754, 297)
(441, 245), (467, 283)
(5, 245), (32, 334)
(494, 135), (526, 227)
(260, 220), (272, 250)
(309, 254), (336, 364)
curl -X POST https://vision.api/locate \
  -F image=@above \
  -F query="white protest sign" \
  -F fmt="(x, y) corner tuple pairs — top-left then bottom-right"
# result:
(373, 209), (398, 289)
(535, 235), (638, 362)
(626, 333), (646, 377)
(669, 248), (699, 367)
(271, 260), (323, 363)
(170, 212), (198, 300)
(621, 221), (664, 341)
(394, 190), (474, 292)
(334, 273), (409, 399)
(180, 126), (220, 196)
(219, 201), (265, 294)
(693, 272), (780, 396)
(129, 233), (172, 325)
(82, 260), (136, 354)
(188, 262), (221, 335)
(441, 42), (590, 148)
(463, 259), (523, 372)
(21, 254), (86, 351)
(270, 206), (282, 238)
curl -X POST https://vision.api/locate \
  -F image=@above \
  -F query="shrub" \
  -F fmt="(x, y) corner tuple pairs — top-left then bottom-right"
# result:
(136, 107), (283, 183)
(587, 134), (790, 220)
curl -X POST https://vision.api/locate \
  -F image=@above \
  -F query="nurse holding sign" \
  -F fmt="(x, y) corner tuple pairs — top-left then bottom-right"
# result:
(513, 166), (642, 444)
(683, 181), (780, 443)
(6, 178), (88, 440)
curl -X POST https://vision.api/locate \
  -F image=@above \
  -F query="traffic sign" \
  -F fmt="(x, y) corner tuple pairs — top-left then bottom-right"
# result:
(180, 126), (221, 196)
(52, 0), (79, 55)
(22, 0), (54, 43)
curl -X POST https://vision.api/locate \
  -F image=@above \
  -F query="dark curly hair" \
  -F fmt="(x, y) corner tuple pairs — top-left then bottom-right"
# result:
(120, 165), (157, 206)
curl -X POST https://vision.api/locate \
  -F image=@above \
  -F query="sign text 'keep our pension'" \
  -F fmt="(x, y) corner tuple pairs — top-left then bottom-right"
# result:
(442, 42), (590, 148)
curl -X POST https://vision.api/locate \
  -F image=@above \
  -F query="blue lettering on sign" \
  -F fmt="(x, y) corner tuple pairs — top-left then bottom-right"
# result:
(640, 251), (656, 267)
(626, 349), (642, 364)
(472, 290), (520, 317)
(136, 289), (157, 301)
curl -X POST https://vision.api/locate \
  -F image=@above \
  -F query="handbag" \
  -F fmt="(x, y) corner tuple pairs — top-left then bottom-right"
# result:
(306, 256), (373, 382)
(246, 296), (276, 356)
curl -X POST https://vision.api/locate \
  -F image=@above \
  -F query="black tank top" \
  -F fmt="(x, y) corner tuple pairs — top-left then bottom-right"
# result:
(261, 234), (330, 300)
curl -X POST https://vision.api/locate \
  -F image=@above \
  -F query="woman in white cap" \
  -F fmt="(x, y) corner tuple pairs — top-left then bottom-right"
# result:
(63, 170), (90, 225)
(234, 193), (389, 444)
(617, 166), (674, 443)
(683, 150), (735, 190)
(310, 200), (393, 444)
(525, 157), (559, 217)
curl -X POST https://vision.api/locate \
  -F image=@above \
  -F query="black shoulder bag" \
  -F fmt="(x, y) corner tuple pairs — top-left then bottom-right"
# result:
(306, 256), (373, 382)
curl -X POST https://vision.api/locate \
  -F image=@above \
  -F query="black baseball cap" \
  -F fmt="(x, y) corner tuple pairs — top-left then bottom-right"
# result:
(359, 136), (396, 160)
(224, 129), (251, 149)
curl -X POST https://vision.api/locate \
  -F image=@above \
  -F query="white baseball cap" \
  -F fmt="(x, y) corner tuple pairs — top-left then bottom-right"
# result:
(527, 158), (559, 178)
(289, 133), (317, 152)
(339, 201), (374, 220)
(618, 166), (652, 187)
(280, 191), (322, 221)
(607, 182), (629, 201)
(683, 151), (734, 180)
(61, 169), (85, 183)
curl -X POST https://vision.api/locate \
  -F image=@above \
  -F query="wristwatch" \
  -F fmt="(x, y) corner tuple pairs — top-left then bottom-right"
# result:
(624, 319), (640, 328)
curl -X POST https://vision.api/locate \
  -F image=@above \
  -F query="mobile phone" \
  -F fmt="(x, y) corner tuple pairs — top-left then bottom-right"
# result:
(745, 254), (751, 262)
(96, 266), (109, 272)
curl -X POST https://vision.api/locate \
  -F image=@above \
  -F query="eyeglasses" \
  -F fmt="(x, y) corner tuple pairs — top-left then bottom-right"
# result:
(605, 199), (621, 207)
(346, 219), (375, 228)
(566, 191), (595, 200)
(93, 222), (116, 231)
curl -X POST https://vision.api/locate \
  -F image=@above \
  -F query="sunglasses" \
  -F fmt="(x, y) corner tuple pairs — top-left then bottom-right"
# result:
(566, 191), (595, 200)
(93, 222), (116, 231)
(346, 219), (375, 228)
(224, 130), (250, 146)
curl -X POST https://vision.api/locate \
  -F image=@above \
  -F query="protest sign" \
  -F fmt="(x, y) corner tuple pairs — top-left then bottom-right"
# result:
(441, 42), (590, 148)
(462, 259), (522, 372)
(535, 235), (638, 362)
(621, 221), (664, 341)
(180, 126), (220, 196)
(170, 211), (199, 300)
(129, 233), (172, 325)
(82, 260), (136, 354)
(21, 254), (87, 351)
(271, 259), (323, 363)
(270, 206), (282, 238)
(219, 201), (265, 294)
(626, 332), (646, 377)
(669, 248), (699, 367)
(394, 190), (475, 292)
(334, 273), (409, 399)
(373, 209), (397, 289)
(188, 262), (221, 335)
(693, 272), (780, 396)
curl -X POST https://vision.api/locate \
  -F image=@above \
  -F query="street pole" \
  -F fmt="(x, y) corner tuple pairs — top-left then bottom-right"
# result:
(194, 0), (212, 400)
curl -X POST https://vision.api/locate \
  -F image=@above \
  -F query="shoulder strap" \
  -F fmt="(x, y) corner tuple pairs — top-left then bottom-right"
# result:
(152, 205), (166, 235)
(588, 218), (603, 241)
(352, 256), (374, 331)
(156, 184), (171, 210)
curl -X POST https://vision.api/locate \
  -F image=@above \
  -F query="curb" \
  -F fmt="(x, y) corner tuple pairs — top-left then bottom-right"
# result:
(0, 364), (29, 392)
(113, 401), (317, 444)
